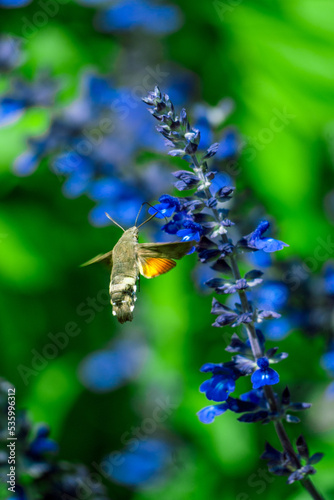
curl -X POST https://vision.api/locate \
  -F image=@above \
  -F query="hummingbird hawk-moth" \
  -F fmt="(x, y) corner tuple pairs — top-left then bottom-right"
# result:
(82, 212), (194, 323)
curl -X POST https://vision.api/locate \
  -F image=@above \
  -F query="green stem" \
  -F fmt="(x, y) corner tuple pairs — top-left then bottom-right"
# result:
(192, 154), (325, 500)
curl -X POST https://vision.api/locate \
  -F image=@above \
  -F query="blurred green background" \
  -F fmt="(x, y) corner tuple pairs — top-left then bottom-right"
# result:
(1, 0), (334, 499)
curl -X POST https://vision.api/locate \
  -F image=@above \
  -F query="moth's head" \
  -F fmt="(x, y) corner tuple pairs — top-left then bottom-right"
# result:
(126, 226), (139, 238)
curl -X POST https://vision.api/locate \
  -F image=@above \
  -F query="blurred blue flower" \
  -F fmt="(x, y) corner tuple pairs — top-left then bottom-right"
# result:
(216, 129), (239, 160)
(78, 338), (146, 392)
(247, 249), (272, 268)
(28, 425), (58, 458)
(95, 0), (182, 35)
(0, 0), (32, 7)
(262, 317), (292, 341)
(88, 177), (125, 200)
(197, 403), (228, 424)
(0, 36), (22, 72)
(324, 265), (334, 294)
(320, 348), (334, 376)
(325, 381), (334, 400)
(251, 281), (291, 340)
(87, 74), (119, 106)
(194, 115), (213, 151)
(13, 151), (40, 176)
(105, 438), (172, 487)
(240, 220), (288, 253)
(251, 357), (279, 390)
(61, 158), (94, 198)
(254, 281), (289, 311)
(209, 171), (234, 195)
(0, 76), (58, 127)
(89, 193), (144, 227)
(0, 97), (25, 126)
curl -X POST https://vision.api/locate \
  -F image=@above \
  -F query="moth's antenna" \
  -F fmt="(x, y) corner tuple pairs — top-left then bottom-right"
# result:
(135, 202), (168, 227)
(105, 212), (125, 231)
(134, 202), (146, 227)
(137, 212), (159, 229)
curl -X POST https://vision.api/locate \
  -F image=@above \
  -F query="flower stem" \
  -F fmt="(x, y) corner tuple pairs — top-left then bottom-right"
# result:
(192, 154), (325, 500)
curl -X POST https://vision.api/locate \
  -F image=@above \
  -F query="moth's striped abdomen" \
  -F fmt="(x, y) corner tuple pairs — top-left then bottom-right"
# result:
(110, 278), (137, 323)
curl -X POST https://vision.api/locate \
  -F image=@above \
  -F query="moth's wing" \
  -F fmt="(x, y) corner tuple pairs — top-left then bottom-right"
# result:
(137, 256), (176, 278)
(136, 241), (194, 279)
(138, 241), (195, 259)
(81, 250), (113, 268)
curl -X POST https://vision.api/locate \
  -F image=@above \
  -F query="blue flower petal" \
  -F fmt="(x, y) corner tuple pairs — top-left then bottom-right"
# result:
(251, 358), (280, 390)
(256, 237), (288, 252)
(194, 116), (213, 150)
(243, 221), (288, 253)
(240, 389), (265, 406)
(209, 172), (233, 195)
(200, 362), (223, 373)
(149, 202), (175, 219)
(197, 403), (228, 424)
(13, 151), (39, 176)
(216, 129), (239, 159)
(200, 373), (235, 402)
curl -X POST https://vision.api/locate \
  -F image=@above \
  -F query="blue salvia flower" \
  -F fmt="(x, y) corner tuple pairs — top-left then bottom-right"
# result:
(239, 220), (289, 253)
(148, 194), (181, 218)
(177, 220), (203, 242)
(143, 86), (324, 498)
(199, 362), (239, 401)
(251, 357), (279, 389)
(162, 210), (191, 234)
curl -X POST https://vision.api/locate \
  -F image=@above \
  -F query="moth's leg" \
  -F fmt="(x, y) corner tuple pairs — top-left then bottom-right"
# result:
(137, 275), (141, 293)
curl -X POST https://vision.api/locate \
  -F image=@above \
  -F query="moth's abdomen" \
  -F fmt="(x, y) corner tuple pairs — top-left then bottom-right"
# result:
(110, 277), (137, 324)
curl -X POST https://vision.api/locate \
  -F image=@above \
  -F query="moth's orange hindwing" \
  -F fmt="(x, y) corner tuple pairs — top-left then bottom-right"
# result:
(139, 257), (176, 278)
